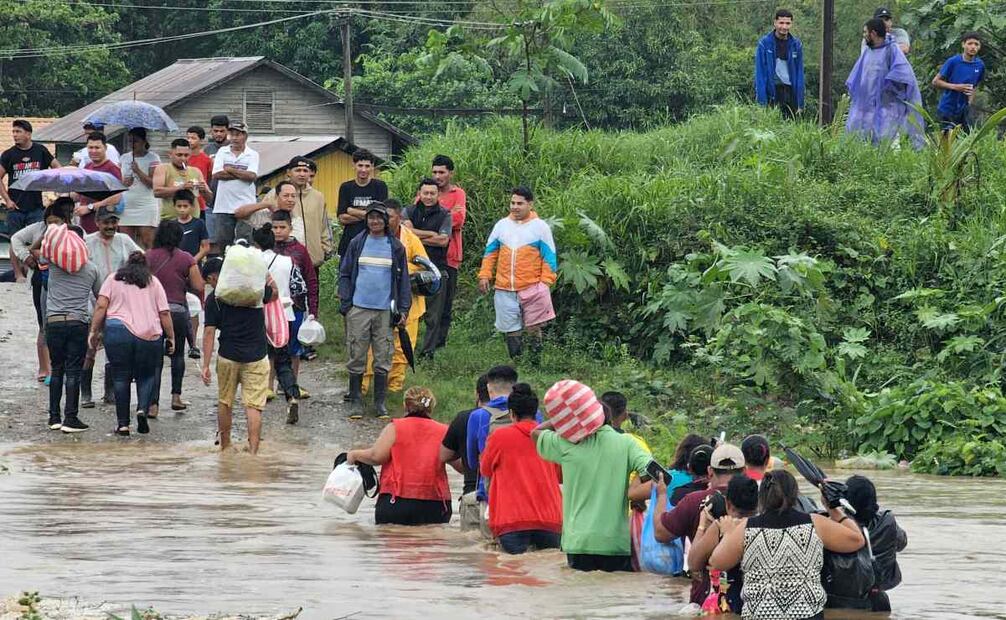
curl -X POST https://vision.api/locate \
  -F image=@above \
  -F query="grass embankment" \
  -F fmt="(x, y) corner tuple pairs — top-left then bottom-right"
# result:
(316, 107), (1006, 474)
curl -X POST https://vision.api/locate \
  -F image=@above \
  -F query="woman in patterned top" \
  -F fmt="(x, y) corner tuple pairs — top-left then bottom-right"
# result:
(709, 470), (864, 620)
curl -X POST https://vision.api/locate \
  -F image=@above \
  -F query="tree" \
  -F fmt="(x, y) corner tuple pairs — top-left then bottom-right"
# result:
(425, 0), (615, 148)
(0, 0), (129, 116)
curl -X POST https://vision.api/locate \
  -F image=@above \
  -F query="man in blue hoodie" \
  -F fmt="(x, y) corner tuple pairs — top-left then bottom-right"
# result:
(754, 9), (805, 119)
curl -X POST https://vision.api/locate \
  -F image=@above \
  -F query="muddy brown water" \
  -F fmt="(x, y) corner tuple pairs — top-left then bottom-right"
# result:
(1, 441), (1003, 620)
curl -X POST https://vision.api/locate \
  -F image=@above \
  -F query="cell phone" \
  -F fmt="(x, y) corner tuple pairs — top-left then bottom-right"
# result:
(642, 460), (672, 484)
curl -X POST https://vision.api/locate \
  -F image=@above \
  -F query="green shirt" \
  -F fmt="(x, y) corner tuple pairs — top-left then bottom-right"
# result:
(536, 425), (651, 556)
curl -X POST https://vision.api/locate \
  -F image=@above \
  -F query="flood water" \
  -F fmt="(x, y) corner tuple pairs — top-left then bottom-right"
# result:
(1, 441), (1003, 619)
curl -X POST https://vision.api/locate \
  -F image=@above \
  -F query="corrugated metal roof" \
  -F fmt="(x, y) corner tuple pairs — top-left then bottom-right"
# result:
(0, 117), (57, 152)
(249, 136), (349, 180)
(35, 57), (266, 143)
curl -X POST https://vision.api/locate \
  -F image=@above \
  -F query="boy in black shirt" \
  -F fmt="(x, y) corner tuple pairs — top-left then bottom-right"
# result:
(201, 255), (277, 454)
(336, 149), (388, 257)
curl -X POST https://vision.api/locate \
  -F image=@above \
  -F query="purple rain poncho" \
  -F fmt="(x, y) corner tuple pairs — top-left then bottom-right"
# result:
(845, 40), (924, 148)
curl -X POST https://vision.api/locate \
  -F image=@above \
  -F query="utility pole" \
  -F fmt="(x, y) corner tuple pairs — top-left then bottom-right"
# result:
(341, 16), (355, 144)
(819, 0), (835, 125)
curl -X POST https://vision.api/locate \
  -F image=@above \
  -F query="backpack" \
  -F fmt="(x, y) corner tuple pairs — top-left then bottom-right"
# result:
(289, 262), (308, 305)
(485, 406), (510, 436)
(823, 525), (876, 600)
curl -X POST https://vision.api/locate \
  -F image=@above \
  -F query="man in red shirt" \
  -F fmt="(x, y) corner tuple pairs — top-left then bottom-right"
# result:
(72, 132), (122, 234)
(186, 126), (214, 215)
(431, 154), (465, 350)
(653, 443), (746, 605)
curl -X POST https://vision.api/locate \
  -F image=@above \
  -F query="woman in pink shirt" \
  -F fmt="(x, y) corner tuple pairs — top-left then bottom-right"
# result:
(88, 252), (175, 436)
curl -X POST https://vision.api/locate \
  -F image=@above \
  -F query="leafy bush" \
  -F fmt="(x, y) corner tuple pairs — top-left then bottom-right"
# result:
(855, 380), (1006, 459)
(913, 435), (1006, 477)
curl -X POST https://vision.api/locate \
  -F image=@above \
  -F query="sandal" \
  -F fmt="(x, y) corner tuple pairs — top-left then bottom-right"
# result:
(114, 427), (130, 436)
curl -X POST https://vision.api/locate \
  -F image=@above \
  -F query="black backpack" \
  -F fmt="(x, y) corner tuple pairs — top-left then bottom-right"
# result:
(823, 525), (876, 600)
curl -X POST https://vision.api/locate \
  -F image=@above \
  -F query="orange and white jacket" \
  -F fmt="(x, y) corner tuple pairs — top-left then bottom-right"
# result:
(478, 213), (558, 292)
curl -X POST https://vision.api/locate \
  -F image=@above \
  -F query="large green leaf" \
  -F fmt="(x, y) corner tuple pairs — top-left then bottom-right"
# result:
(601, 258), (631, 291)
(559, 250), (603, 294)
(720, 250), (777, 287)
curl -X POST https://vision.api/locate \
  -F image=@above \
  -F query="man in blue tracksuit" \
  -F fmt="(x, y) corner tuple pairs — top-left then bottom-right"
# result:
(754, 9), (805, 119)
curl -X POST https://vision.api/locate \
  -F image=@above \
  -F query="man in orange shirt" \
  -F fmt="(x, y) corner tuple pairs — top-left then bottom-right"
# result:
(431, 155), (465, 350)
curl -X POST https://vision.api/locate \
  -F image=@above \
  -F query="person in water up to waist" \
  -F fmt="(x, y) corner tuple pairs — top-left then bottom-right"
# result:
(347, 386), (454, 526)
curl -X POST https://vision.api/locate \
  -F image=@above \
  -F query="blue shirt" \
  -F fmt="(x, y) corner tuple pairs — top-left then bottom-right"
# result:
(937, 54), (985, 117)
(352, 234), (393, 310)
(466, 396), (544, 500)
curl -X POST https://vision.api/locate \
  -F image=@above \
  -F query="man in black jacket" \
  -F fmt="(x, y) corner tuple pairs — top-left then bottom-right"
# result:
(338, 202), (411, 418)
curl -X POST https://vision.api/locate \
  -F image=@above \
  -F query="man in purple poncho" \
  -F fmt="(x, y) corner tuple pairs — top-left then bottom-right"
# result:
(846, 18), (924, 148)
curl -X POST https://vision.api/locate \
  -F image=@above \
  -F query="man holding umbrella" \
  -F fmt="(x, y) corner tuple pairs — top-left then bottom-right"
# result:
(338, 202), (411, 418)
(73, 132), (123, 234)
(361, 199), (430, 398)
(1, 119), (60, 235)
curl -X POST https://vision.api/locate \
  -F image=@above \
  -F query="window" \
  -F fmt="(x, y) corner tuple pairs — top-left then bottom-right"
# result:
(243, 90), (274, 132)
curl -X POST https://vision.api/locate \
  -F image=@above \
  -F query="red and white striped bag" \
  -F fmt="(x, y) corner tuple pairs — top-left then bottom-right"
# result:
(544, 379), (605, 443)
(264, 297), (290, 348)
(41, 223), (88, 273)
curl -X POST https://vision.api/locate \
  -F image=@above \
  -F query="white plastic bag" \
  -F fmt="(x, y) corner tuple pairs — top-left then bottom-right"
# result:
(186, 292), (202, 318)
(298, 314), (327, 346)
(322, 463), (365, 514)
(216, 245), (267, 308)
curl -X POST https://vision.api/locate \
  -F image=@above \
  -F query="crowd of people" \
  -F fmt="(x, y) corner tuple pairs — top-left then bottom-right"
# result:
(1, 111), (558, 452)
(347, 370), (908, 618)
(755, 7), (986, 139)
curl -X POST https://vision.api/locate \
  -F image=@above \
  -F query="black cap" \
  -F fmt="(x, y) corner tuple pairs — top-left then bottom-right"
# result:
(689, 444), (714, 475)
(95, 205), (120, 222)
(365, 201), (387, 216)
(874, 7), (893, 18)
(288, 156), (314, 170)
(228, 121), (248, 133)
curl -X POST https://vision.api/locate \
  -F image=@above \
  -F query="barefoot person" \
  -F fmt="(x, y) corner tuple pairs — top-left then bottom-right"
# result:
(201, 252), (278, 454)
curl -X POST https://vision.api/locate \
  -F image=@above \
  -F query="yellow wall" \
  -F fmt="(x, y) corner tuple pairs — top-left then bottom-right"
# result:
(260, 148), (356, 217)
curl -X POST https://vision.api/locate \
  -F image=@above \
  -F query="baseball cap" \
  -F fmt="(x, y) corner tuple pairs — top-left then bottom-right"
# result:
(288, 156), (314, 170)
(710, 443), (746, 470)
(873, 7), (893, 18)
(228, 121), (248, 133)
(95, 205), (120, 222)
(689, 444), (714, 475)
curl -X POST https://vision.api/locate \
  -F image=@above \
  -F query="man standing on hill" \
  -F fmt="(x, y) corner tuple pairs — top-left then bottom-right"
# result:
(337, 149), (388, 257)
(478, 186), (557, 360)
(203, 115), (230, 157)
(73, 132), (122, 234)
(862, 7), (910, 56)
(846, 18), (923, 148)
(430, 154), (466, 349)
(754, 9), (805, 119)
(405, 178), (452, 360)
(186, 126), (214, 215)
(933, 32), (985, 132)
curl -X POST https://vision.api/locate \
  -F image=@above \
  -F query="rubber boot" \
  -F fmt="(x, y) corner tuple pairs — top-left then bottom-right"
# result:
(527, 335), (544, 366)
(80, 366), (94, 409)
(505, 334), (523, 359)
(347, 373), (364, 419)
(373, 371), (389, 419)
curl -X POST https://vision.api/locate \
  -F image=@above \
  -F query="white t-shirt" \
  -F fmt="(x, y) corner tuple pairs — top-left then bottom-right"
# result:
(75, 143), (121, 168)
(211, 145), (259, 215)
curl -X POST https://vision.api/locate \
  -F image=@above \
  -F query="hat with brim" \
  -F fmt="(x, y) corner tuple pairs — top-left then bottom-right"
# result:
(365, 201), (387, 216)
(228, 121), (248, 133)
(711, 443), (746, 470)
(874, 7), (893, 18)
(95, 205), (120, 222)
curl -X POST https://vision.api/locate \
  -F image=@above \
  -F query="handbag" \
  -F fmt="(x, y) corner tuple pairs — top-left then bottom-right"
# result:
(264, 296), (290, 348)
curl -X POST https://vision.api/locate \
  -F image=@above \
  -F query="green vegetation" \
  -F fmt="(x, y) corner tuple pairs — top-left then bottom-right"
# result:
(316, 105), (1006, 476)
(17, 591), (41, 620)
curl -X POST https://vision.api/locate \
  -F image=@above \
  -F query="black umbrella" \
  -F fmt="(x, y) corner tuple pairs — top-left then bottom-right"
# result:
(783, 446), (856, 514)
(11, 168), (126, 201)
(398, 324), (416, 372)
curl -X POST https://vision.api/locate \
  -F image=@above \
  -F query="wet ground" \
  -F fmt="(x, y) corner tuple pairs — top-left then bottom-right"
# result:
(2, 283), (1006, 619)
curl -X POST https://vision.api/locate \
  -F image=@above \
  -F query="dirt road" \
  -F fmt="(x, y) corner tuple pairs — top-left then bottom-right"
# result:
(0, 281), (382, 449)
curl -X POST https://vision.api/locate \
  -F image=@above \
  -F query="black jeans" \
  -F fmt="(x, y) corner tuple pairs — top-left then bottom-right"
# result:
(269, 343), (300, 400)
(419, 285), (447, 357)
(774, 83), (797, 119)
(152, 310), (189, 404)
(45, 320), (88, 422)
(498, 530), (561, 555)
(437, 266), (458, 348)
(566, 553), (633, 572)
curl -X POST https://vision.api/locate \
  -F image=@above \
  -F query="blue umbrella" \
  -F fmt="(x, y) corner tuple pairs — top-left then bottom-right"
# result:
(11, 168), (127, 201)
(84, 100), (178, 132)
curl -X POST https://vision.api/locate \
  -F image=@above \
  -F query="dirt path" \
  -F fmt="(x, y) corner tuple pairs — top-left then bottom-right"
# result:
(0, 282), (382, 449)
